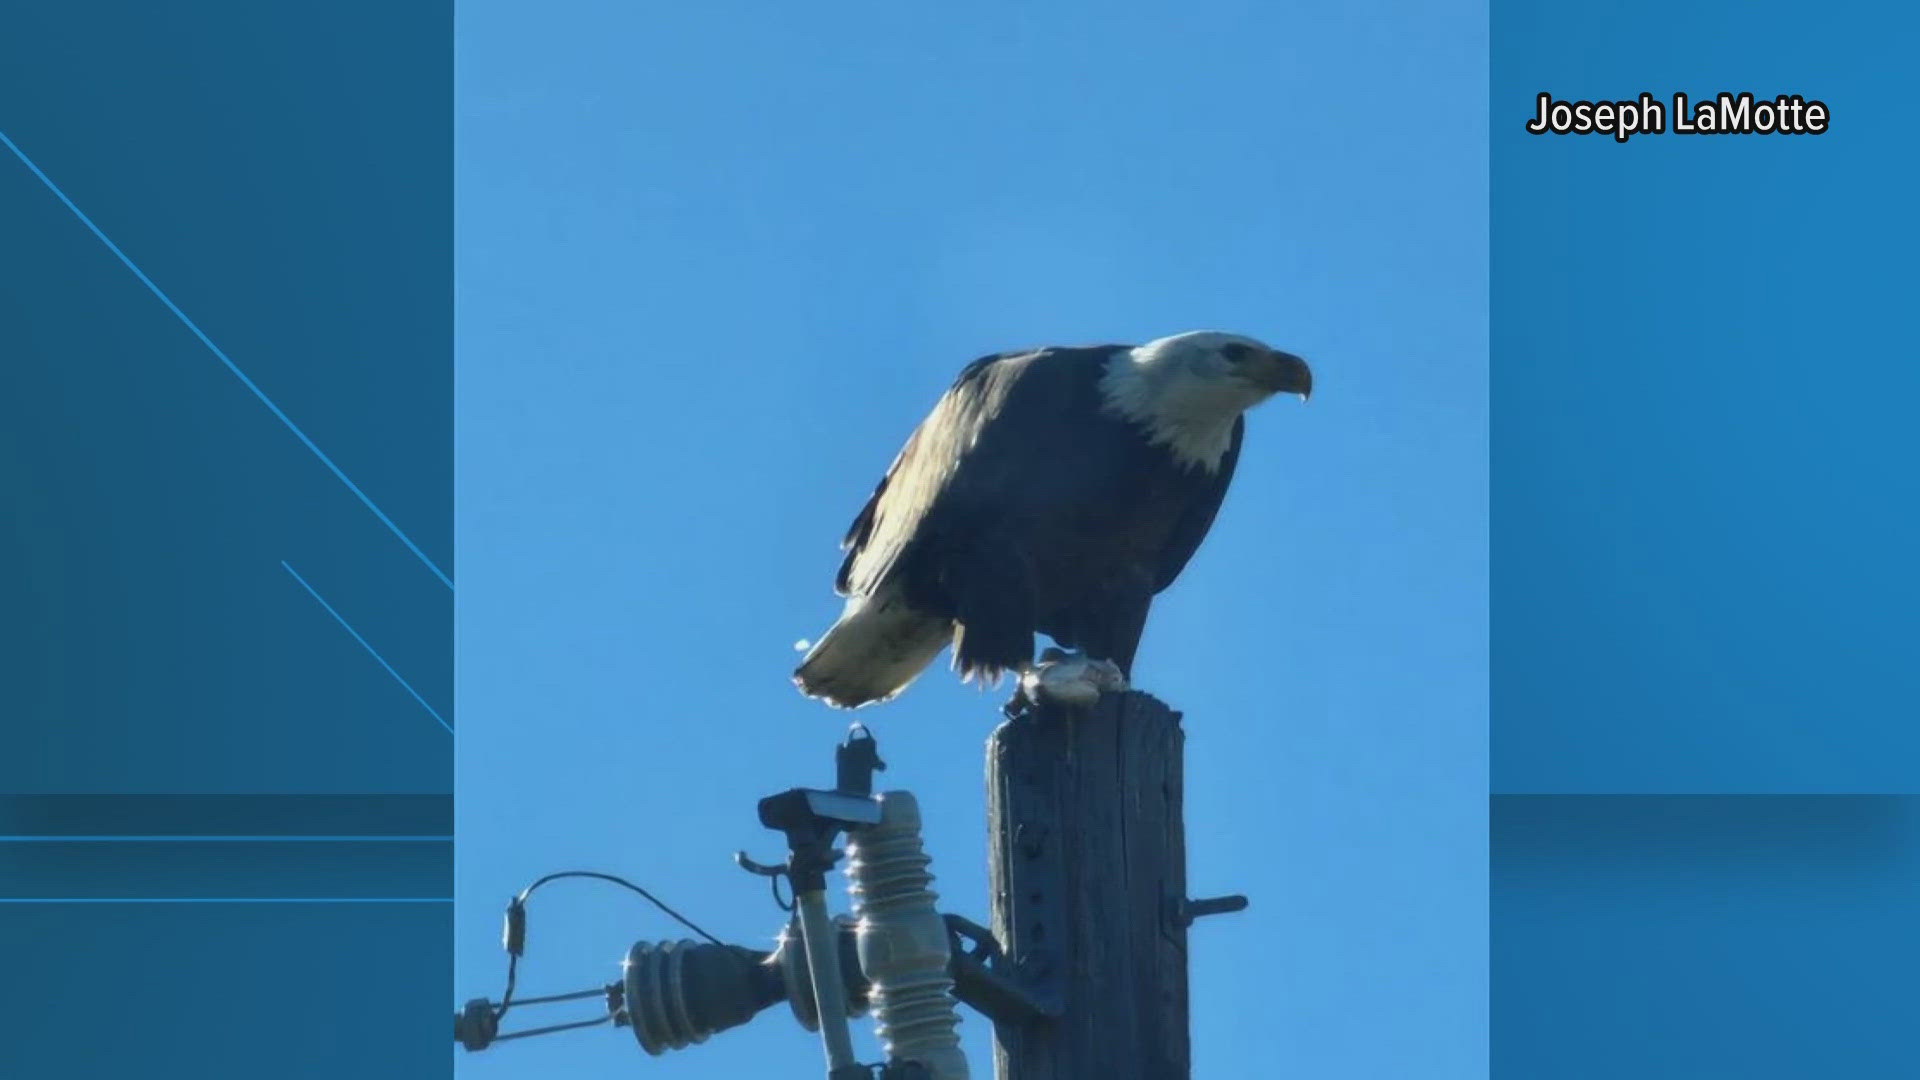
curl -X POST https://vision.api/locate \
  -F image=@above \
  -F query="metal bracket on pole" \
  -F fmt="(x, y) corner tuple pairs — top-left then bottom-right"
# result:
(942, 913), (1063, 1027)
(1176, 894), (1249, 928)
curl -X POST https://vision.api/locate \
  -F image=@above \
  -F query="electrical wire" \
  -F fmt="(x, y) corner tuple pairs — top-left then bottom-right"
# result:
(503, 986), (610, 1008)
(491, 1014), (616, 1043)
(518, 870), (731, 947)
(492, 869), (734, 1024)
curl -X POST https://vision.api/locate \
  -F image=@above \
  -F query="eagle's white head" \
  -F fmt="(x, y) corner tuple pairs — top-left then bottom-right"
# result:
(1098, 330), (1312, 471)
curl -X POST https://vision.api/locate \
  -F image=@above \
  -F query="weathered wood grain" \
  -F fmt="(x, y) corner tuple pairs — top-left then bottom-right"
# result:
(986, 691), (1188, 1080)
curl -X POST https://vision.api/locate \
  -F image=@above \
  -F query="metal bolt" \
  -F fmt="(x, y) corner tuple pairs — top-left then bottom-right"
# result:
(1178, 894), (1249, 927)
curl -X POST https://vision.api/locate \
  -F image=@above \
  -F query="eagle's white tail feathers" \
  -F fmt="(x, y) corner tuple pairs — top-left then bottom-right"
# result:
(793, 592), (951, 709)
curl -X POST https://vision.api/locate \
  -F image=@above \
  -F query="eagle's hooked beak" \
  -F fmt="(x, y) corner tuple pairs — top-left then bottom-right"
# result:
(1258, 349), (1313, 401)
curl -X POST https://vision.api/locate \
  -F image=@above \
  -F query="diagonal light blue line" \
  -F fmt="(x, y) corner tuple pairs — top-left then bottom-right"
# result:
(0, 127), (452, 590)
(0, 897), (451, 904)
(282, 560), (452, 734)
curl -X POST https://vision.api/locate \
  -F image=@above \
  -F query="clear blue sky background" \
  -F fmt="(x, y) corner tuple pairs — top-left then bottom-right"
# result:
(455, 3), (1486, 1077)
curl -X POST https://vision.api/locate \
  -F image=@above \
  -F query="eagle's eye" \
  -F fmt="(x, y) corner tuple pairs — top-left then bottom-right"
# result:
(1219, 343), (1254, 362)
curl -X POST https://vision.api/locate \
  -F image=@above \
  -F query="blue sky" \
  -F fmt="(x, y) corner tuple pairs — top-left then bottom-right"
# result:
(455, 2), (1486, 1076)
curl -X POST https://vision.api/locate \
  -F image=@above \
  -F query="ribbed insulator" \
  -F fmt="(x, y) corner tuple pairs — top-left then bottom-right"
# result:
(620, 939), (777, 1056)
(622, 939), (709, 1055)
(845, 791), (970, 1080)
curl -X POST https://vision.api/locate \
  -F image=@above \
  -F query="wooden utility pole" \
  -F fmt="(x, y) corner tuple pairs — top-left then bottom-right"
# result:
(987, 690), (1230, 1080)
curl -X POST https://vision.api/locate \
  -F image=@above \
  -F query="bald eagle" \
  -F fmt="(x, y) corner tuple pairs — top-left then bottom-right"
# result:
(794, 331), (1311, 709)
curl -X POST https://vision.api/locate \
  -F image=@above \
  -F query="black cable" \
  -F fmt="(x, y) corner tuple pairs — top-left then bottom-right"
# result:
(517, 870), (731, 948)
(492, 869), (735, 1024)
(495, 951), (523, 1021)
